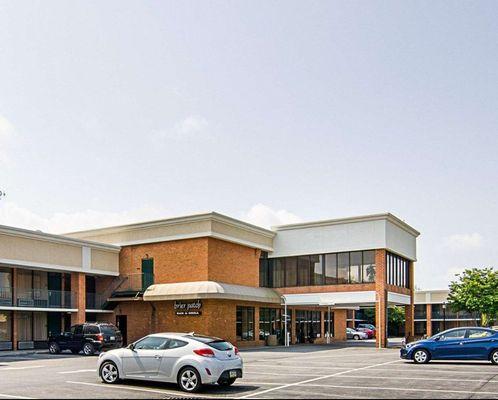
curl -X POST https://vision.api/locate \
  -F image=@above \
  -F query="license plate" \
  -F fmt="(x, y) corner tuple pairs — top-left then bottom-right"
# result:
(110, 336), (115, 341)
(229, 370), (237, 378)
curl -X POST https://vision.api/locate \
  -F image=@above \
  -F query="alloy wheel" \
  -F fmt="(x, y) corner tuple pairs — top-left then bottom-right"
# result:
(492, 351), (498, 364)
(101, 362), (118, 383)
(414, 350), (428, 363)
(180, 369), (198, 391)
(49, 343), (58, 354)
(83, 344), (93, 356)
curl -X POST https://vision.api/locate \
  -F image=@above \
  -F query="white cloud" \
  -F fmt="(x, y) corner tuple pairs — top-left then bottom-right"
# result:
(0, 115), (16, 165)
(242, 203), (302, 229)
(154, 115), (209, 141)
(442, 233), (483, 251)
(0, 201), (170, 234)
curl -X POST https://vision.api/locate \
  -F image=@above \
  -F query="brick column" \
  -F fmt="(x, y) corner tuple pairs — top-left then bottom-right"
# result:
(320, 310), (325, 342)
(333, 309), (347, 341)
(254, 307), (260, 343)
(71, 272), (86, 325)
(291, 308), (296, 344)
(426, 303), (432, 337)
(375, 250), (388, 348)
(404, 261), (415, 342)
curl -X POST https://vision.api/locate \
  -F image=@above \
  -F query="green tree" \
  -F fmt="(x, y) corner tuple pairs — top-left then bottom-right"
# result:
(447, 268), (498, 327)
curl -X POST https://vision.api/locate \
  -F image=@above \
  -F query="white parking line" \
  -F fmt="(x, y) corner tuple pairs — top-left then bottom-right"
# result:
(0, 366), (43, 371)
(300, 383), (498, 397)
(324, 374), (496, 383)
(245, 371), (324, 377)
(245, 364), (350, 371)
(367, 367), (498, 375)
(0, 394), (35, 399)
(237, 359), (402, 399)
(58, 369), (95, 374)
(65, 381), (219, 398)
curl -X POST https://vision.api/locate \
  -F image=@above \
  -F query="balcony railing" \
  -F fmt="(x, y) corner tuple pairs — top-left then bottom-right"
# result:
(85, 292), (107, 309)
(114, 272), (154, 293)
(0, 287), (12, 306)
(15, 289), (75, 309)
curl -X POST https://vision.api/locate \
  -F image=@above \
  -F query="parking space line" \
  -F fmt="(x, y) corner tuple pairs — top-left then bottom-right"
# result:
(58, 369), (95, 374)
(245, 371), (324, 377)
(237, 359), (402, 398)
(65, 380), (220, 398)
(0, 394), (35, 399)
(300, 383), (498, 397)
(334, 374), (495, 383)
(245, 364), (350, 371)
(368, 367), (497, 375)
(0, 366), (43, 371)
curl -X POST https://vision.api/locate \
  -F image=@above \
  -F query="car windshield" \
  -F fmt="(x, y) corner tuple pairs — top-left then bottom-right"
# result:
(186, 334), (233, 351)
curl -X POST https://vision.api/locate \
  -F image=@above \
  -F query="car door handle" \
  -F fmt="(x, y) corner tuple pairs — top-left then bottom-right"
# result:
(459, 342), (464, 345)
(154, 355), (161, 359)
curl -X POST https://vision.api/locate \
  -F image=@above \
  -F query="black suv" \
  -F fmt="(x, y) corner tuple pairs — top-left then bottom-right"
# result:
(48, 323), (123, 356)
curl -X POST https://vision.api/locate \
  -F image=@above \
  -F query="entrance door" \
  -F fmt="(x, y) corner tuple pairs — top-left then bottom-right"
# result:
(141, 259), (154, 291)
(295, 310), (321, 343)
(116, 315), (128, 346)
(47, 313), (62, 337)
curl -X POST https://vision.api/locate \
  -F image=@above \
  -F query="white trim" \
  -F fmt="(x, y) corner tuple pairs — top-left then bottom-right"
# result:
(109, 231), (274, 251)
(0, 224), (120, 251)
(387, 292), (411, 305)
(273, 213), (420, 237)
(0, 257), (118, 276)
(85, 309), (114, 314)
(0, 306), (77, 312)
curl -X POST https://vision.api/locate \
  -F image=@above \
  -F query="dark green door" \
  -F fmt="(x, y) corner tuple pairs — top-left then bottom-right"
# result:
(48, 272), (62, 307)
(141, 259), (154, 291)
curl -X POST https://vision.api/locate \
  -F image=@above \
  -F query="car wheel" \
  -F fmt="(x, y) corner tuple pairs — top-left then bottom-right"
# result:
(413, 349), (430, 364)
(48, 342), (60, 354)
(491, 350), (498, 365)
(100, 361), (120, 384)
(218, 378), (237, 387)
(353, 335), (360, 340)
(82, 343), (95, 356)
(178, 367), (202, 393)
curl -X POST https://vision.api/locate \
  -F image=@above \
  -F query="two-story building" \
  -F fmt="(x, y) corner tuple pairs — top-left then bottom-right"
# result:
(64, 212), (419, 349)
(0, 224), (119, 351)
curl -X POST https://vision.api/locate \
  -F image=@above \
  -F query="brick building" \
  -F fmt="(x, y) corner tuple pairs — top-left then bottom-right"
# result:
(0, 211), (419, 351)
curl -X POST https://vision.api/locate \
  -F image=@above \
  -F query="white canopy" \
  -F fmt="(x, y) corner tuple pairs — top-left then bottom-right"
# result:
(143, 281), (281, 304)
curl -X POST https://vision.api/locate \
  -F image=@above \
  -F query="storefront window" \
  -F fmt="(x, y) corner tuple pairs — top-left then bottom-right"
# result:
(324, 310), (334, 337)
(295, 310), (321, 343)
(236, 307), (254, 341)
(337, 253), (349, 284)
(362, 251), (376, 283)
(0, 311), (12, 342)
(259, 308), (282, 341)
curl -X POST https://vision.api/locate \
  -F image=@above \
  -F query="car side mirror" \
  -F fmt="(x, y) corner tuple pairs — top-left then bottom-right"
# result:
(433, 336), (440, 341)
(127, 343), (136, 351)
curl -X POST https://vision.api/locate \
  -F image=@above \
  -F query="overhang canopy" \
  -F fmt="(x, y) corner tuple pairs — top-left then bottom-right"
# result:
(143, 281), (281, 304)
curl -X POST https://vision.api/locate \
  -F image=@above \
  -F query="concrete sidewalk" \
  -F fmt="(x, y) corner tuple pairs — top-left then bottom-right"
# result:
(0, 349), (49, 357)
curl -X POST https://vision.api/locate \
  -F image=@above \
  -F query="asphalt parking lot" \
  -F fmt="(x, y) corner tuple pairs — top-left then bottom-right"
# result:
(1, 344), (497, 399)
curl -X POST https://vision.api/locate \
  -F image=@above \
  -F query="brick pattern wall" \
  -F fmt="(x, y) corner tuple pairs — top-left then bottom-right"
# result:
(71, 272), (86, 325)
(375, 249), (388, 348)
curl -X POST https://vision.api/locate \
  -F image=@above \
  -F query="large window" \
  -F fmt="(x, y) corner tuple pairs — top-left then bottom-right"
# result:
(236, 307), (254, 341)
(259, 308), (282, 341)
(260, 250), (377, 288)
(0, 268), (12, 306)
(386, 252), (410, 288)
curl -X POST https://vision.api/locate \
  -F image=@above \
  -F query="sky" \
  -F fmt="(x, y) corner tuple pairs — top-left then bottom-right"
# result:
(0, 0), (497, 290)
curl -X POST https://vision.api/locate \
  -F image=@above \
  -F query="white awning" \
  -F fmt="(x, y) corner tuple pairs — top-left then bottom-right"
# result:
(143, 281), (281, 304)
(282, 291), (377, 307)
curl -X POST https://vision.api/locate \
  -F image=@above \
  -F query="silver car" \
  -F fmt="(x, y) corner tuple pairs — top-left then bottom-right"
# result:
(97, 333), (243, 393)
(346, 327), (368, 340)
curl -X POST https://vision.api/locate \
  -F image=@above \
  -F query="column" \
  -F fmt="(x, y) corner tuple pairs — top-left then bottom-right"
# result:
(320, 310), (325, 343)
(404, 261), (415, 342)
(254, 307), (260, 343)
(375, 249), (388, 348)
(426, 303), (432, 337)
(12, 268), (18, 350)
(291, 308), (296, 344)
(333, 309), (347, 341)
(71, 272), (86, 325)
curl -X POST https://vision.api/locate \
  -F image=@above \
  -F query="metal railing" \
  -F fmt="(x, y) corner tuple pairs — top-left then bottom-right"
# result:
(0, 287), (12, 306)
(114, 272), (154, 293)
(85, 292), (107, 309)
(16, 289), (75, 309)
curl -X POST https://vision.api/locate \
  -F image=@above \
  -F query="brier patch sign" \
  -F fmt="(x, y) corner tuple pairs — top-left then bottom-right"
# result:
(174, 300), (203, 316)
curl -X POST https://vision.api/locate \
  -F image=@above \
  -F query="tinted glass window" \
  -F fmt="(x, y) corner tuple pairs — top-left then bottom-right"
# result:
(297, 256), (310, 286)
(362, 251), (376, 283)
(135, 336), (168, 350)
(83, 325), (99, 334)
(100, 325), (118, 335)
(311, 255), (323, 285)
(208, 341), (233, 351)
(167, 339), (188, 349)
(337, 253), (349, 284)
(440, 330), (466, 341)
(73, 325), (83, 335)
(273, 259), (285, 288)
(467, 329), (493, 339)
(285, 258), (298, 287)
(324, 254), (337, 285)
(350, 252), (362, 284)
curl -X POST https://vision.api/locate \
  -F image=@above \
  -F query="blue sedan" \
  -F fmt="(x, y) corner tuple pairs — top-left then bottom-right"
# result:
(401, 327), (498, 364)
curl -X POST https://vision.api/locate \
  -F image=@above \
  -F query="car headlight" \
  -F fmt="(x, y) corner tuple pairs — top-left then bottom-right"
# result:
(405, 343), (413, 349)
